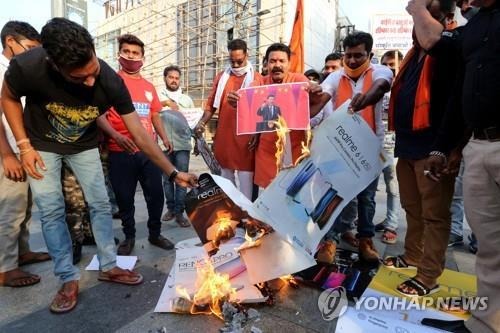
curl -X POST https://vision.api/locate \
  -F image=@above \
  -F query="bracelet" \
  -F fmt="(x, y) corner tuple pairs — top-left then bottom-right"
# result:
(19, 147), (34, 156)
(168, 169), (179, 182)
(16, 138), (30, 147)
(429, 151), (447, 164)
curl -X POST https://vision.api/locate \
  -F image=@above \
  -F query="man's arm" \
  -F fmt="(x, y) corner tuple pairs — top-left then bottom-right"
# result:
(407, 0), (444, 50)
(309, 92), (333, 118)
(350, 78), (391, 112)
(151, 112), (172, 152)
(0, 110), (25, 182)
(96, 113), (138, 153)
(120, 111), (197, 187)
(1, 81), (45, 179)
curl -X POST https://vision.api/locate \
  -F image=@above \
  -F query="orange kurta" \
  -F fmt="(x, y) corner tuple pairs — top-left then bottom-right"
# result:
(206, 71), (262, 171)
(252, 72), (308, 188)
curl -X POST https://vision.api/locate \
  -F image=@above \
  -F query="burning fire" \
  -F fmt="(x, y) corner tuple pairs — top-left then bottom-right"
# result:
(295, 126), (312, 166)
(175, 259), (236, 319)
(273, 116), (290, 171)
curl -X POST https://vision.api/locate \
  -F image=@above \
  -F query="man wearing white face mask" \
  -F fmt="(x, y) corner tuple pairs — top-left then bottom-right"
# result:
(195, 39), (261, 200)
(97, 34), (174, 255)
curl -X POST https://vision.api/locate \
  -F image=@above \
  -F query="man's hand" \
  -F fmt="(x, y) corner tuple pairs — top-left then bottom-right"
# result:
(307, 81), (323, 105)
(2, 153), (26, 182)
(406, 0), (432, 15)
(163, 99), (179, 111)
(424, 154), (446, 181)
(227, 91), (240, 108)
(194, 121), (206, 136)
(113, 133), (138, 153)
(349, 93), (369, 112)
(20, 149), (46, 180)
(174, 171), (198, 188)
(443, 148), (462, 175)
(163, 139), (173, 154)
(247, 134), (259, 151)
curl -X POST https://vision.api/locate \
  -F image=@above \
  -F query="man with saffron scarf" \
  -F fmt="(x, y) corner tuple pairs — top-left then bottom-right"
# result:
(310, 32), (393, 263)
(382, 0), (460, 297)
(195, 39), (260, 200)
(250, 43), (312, 190)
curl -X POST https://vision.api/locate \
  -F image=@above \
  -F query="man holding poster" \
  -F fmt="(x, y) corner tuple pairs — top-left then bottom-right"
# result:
(310, 31), (392, 263)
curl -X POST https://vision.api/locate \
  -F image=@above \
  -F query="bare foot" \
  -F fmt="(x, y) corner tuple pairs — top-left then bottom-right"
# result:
(19, 251), (51, 266)
(0, 268), (41, 287)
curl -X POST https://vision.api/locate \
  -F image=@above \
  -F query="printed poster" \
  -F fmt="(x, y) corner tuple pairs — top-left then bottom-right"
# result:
(236, 82), (310, 135)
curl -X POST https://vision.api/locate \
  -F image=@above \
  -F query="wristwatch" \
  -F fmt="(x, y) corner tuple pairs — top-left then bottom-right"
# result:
(168, 169), (179, 182)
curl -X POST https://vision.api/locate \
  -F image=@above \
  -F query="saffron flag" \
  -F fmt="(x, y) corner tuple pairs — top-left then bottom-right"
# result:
(289, 0), (304, 73)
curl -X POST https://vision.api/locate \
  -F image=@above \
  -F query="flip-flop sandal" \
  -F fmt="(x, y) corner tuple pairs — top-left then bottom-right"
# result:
(98, 269), (144, 285)
(0, 273), (41, 288)
(50, 286), (78, 313)
(396, 278), (440, 297)
(383, 255), (417, 269)
(341, 231), (359, 247)
(382, 229), (397, 244)
(19, 252), (51, 266)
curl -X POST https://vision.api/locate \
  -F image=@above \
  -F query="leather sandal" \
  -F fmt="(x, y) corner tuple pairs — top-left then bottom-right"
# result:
(98, 268), (143, 285)
(50, 281), (78, 314)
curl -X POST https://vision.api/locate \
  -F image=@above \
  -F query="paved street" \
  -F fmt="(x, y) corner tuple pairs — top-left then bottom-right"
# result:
(0, 155), (477, 333)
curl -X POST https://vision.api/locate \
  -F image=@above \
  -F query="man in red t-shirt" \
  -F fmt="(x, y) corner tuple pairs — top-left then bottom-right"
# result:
(97, 34), (174, 255)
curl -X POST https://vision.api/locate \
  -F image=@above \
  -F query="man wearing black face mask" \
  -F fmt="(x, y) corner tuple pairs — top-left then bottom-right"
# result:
(97, 34), (175, 256)
(1, 18), (197, 314)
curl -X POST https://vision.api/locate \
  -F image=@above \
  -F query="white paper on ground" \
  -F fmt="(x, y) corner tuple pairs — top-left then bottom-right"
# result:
(239, 232), (316, 284)
(336, 307), (444, 333)
(85, 255), (137, 271)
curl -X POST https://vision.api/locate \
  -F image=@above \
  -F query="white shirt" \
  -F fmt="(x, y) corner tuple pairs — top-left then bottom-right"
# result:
(320, 64), (393, 143)
(0, 54), (22, 154)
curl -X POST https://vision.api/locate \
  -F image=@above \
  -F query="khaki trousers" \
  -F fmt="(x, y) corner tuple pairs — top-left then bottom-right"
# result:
(0, 155), (32, 272)
(396, 158), (454, 281)
(463, 140), (500, 333)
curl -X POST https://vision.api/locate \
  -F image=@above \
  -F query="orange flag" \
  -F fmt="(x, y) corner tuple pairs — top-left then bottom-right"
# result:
(289, 0), (304, 73)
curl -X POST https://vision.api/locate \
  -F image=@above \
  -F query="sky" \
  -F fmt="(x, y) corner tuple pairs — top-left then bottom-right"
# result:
(0, 0), (104, 35)
(339, 0), (408, 32)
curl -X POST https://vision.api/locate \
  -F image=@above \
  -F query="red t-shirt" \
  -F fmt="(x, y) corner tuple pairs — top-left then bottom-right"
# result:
(106, 71), (162, 152)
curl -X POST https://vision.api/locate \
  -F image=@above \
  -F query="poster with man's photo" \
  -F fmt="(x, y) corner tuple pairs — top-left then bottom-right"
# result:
(236, 82), (310, 135)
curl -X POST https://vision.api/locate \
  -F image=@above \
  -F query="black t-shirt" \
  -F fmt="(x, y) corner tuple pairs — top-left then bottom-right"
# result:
(4, 47), (134, 154)
(394, 30), (461, 159)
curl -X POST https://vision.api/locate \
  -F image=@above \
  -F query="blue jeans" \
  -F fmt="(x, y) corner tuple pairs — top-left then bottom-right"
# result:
(326, 177), (379, 240)
(162, 150), (190, 214)
(109, 151), (164, 239)
(29, 149), (116, 282)
(450, 159), (465, 237)
(382, 163), (400, 231)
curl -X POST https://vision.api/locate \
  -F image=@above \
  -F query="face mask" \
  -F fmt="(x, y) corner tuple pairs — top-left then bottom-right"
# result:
(343, 58), (371, 79)
(118, 55), (143, 74)
(230, 66), (247, 76)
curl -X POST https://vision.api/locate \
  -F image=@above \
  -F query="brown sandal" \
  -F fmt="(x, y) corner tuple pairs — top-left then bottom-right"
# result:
(19, 251), (51, 266)
(0, 269), (41, 288)
(50, 281), (78, 314)
(98, 268), (143, 285)
(341, 231), (359, 247)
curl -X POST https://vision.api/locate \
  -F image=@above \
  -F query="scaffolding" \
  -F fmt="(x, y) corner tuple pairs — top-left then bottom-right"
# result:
(94, 0), (288, 108)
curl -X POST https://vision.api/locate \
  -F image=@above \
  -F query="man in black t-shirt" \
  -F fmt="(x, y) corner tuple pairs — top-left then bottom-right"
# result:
(1, 18), (197, 314)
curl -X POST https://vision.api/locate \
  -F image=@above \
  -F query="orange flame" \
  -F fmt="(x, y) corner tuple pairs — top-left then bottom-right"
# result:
(295, 126), (312, 166)
(274, 116), (290, 171)
(174, 259), (236, 319)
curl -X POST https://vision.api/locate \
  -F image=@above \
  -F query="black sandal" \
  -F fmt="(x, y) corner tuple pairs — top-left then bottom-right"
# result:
(397, 278), (440, 297)
(383, 255), (416, 269)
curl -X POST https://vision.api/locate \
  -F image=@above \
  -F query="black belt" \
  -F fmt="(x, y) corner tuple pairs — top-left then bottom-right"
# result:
(473, 127), (500, 141)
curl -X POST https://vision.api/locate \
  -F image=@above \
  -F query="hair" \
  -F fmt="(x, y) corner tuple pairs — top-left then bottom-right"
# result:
(439, 0), (457, 14)
(381, 50), (404, 62)
(343, 31), (374, 54)
(227, 38), (247, 53)
(304, 69), (321, 81)
(41, 18), (94, 70)
(163, 65), (181, 77)
(117, 33), (145, 56)
(264, 43), (291, 60)
(1, 20), (40, 48)
(267, 94), (275, 99)
(324, 52), (342, 63)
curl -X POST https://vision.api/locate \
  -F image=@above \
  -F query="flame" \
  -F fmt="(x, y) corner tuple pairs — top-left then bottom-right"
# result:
(295, 126), (312, 166)
(174, 259), (236, 319)
(279, 274), (294, 282)
(274, 116), (290, 171)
